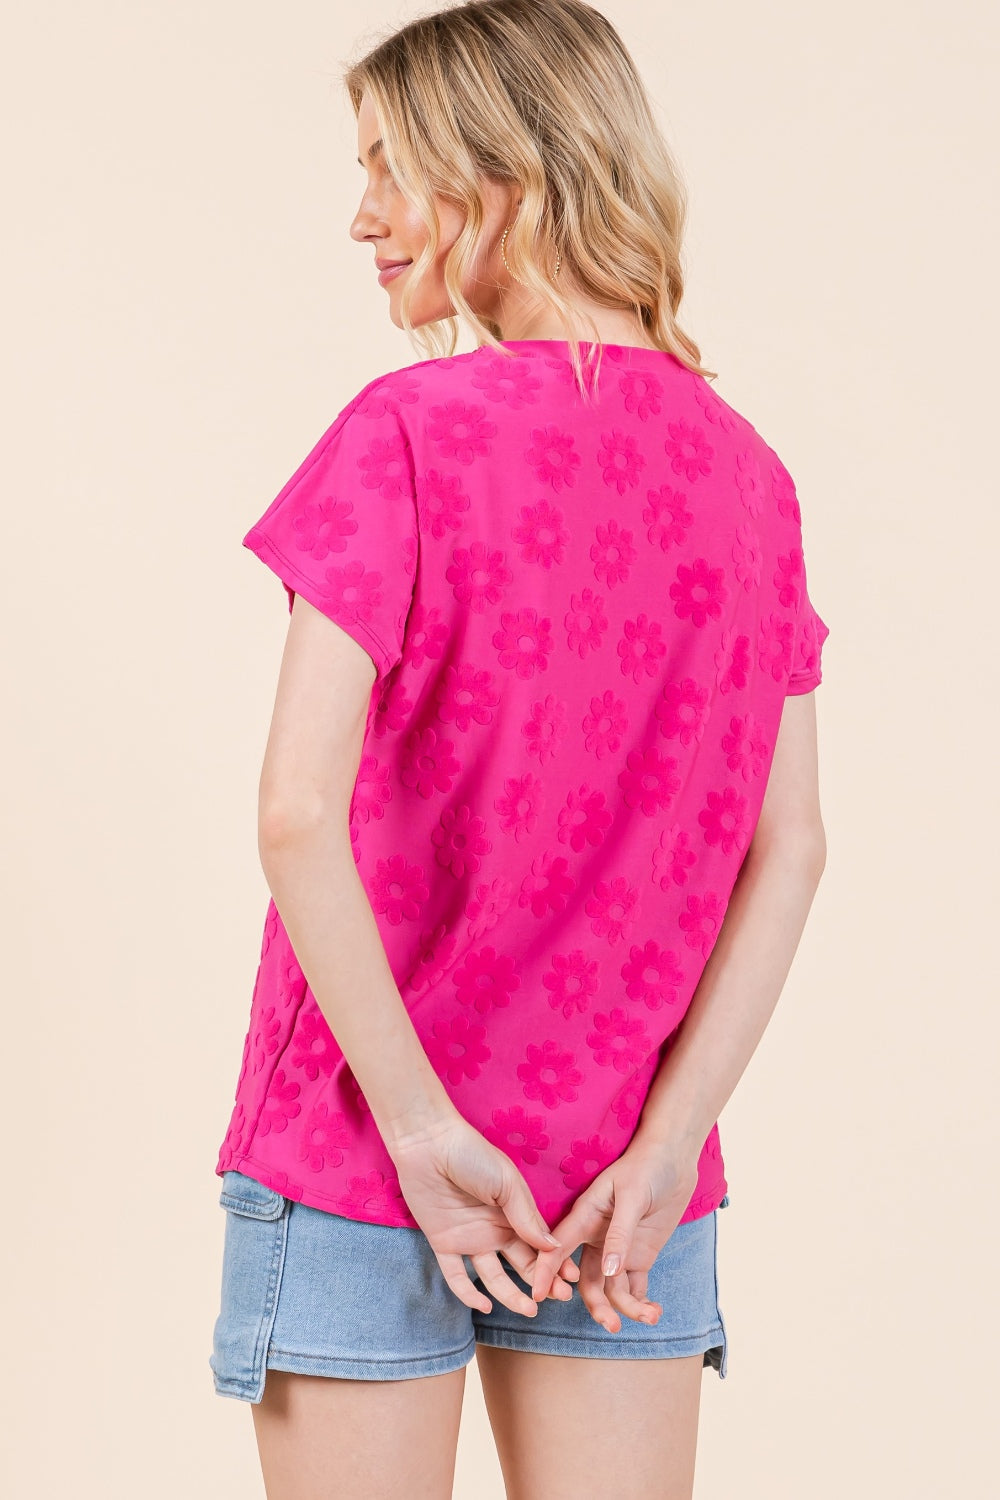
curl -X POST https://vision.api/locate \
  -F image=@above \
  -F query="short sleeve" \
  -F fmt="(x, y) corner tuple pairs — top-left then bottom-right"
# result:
(768, 449), (830, 696)
(242, 382), (419, 684)
(785, 563), (830, 695)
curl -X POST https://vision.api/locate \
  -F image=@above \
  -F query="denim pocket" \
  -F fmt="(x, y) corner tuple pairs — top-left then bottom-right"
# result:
(209, 1171), (290, 1403)
(218, 1169), (287, 1220)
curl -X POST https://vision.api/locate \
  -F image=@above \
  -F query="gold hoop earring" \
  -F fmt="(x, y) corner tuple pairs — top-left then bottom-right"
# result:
(501, 223), (561, 284)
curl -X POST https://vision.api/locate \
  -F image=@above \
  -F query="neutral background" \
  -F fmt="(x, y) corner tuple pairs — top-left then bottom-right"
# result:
(4, 1), (997, 1495)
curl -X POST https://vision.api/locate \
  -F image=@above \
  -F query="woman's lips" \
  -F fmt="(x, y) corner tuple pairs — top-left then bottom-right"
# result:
(378, 262), (411, 286)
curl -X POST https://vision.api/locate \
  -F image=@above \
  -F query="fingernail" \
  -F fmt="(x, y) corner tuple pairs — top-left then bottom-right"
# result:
(603, 1253), (620, 1275)
(544, 1232), (561, 1245)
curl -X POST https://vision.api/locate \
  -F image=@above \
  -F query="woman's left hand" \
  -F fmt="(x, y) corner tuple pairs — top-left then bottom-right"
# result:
(387, 1113), (576, 1316)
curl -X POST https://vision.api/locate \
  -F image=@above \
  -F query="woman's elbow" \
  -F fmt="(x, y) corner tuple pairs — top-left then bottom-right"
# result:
(749, 816), (827, 879)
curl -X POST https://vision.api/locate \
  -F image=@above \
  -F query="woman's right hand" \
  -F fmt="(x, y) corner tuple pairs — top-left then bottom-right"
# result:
(388, 1112), (577, 1317)
(520, 1138), (702, 1333)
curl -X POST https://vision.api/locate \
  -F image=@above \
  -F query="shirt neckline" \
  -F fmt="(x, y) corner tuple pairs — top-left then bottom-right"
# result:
(497, 337), (667, 355)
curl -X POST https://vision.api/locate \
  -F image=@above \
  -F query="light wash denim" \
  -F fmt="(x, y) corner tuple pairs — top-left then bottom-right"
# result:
(210, 1169), (729, 1402)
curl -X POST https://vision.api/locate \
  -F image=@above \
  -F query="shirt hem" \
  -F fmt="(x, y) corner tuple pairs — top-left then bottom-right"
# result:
(219, 1152), (728, 1231)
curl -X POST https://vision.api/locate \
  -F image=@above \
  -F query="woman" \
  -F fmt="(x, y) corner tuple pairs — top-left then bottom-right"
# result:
(209, 2), (830, 1495)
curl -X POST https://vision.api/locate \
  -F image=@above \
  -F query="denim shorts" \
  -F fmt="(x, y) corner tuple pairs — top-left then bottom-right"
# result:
(209, 1169), (729, 1402)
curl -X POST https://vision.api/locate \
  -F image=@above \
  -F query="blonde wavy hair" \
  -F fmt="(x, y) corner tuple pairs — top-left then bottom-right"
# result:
(343, 0), (716, 398)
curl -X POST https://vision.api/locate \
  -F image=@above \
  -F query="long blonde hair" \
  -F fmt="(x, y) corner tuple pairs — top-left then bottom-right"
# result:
(343, 0), (717, 398)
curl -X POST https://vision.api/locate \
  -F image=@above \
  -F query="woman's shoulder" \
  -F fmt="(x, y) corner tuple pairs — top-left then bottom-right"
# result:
(334, 348), (490, 430)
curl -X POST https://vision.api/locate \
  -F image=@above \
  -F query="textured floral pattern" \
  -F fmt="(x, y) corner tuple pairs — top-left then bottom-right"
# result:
(218, 339), (830, 1228)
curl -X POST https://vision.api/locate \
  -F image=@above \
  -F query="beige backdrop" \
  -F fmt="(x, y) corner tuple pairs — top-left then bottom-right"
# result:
(5, 2), (997, 1495)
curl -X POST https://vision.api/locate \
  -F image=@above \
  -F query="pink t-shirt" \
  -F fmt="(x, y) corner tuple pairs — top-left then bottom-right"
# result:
(215, 339), (829, 1229)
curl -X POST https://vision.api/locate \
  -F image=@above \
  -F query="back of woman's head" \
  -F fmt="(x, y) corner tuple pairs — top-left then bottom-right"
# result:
(344, 0), (715, 393)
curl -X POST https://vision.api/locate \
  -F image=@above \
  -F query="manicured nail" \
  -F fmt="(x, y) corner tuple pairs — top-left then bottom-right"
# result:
(603, 1253), (620, 1275)
(544, 1232), (561, 1245)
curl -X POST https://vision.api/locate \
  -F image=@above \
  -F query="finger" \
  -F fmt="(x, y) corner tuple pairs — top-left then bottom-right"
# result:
(470, 1251), (539, 1318)
(604, 1268), (661, 1326)
(529, 1202), (599, 1302)
(436, 1250), (493, 1314)
(527, 1206), (590, 1302)
(496, 1240), (573, 1299)
(523, 1247), (575, 1302)
(625, 1266), (660, 1316)
(497, 1175), (566, 1257)
(520, 1249), (580, 1296)
(599, 1189), (647, 1280)
(522, 1239), (581, 1285)
(629, 1267), (650, 1302)
(577, 1247), (621, 1332)
(529, 1241), (577, 1303)
(500, 1243), (574, 1301)
(627, 1266), (661, 1320)
(529, 1253), (581, 1290)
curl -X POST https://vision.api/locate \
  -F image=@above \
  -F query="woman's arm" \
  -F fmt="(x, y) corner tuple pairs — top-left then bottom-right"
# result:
(256, 595), (460, 1153)
(631, 691), (827, 1158)
(259, 822), (459, 1151)
(256, 599), (572, 1307)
